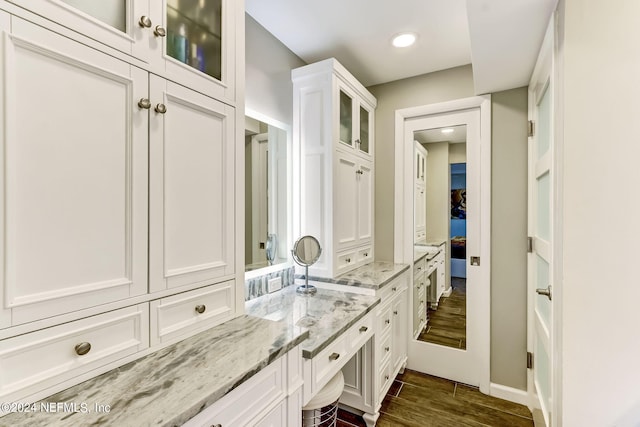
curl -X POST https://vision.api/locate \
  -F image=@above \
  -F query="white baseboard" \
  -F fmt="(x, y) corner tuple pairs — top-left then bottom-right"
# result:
(443, 287), (453, 297)
(489, 383), (530, 407)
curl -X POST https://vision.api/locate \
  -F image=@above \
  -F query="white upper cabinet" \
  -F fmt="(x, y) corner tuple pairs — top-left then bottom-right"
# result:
(0, 17), (149, 327)
(149, 75), (236, 293)
(7, 0), (238, 104)
(293, 58), (376, 278)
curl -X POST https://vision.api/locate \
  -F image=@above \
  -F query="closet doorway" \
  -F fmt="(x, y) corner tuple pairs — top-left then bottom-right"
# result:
(394, 96), (491, 391)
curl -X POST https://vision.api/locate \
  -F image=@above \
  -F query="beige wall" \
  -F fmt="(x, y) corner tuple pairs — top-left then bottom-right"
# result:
(561, 0), (640, 424)
(425, 142), (450, 243)
(449, 143), (467, 164)
(369, 67), (529, 391)
(367, 65), (475, 262)
(245, 14), (305, 126)
(490, 87), (528, 390)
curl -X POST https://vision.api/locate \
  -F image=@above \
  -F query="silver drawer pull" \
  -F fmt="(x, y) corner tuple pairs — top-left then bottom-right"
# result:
(329, 353), (340, 361)
(210, 424), (222, 427)
(139, 15), (152, 28)
(393, 310), (398, 315)
(345, 258), (351, 263)
(392, 287), (397, 291)
(359, 326), (368, 333)
(195, 304), (206, 314)
(74, 342), (92, 356)
(138, 98), (151, 109)
(154, 25), (167, 37)
(385, 319), (390, 325)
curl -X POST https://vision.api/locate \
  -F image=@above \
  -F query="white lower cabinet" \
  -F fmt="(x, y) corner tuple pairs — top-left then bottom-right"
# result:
(0, 304), (149, 402)
(183, 347), (302, 427)
(339, 271), (410, 426)
(150, 281), (235, 346)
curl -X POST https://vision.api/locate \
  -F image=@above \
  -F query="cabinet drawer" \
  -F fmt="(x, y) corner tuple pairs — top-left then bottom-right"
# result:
(414, 258), (426, 277)
(378, 359), (392, 400)
(357, 246), (373, 264)
(311, 333), (350, 394)
(150, 281), (235, 346)
(348, 312), (374, 352)
(0, 304), (149, 400)
(378, 331), (392, 367)
(183, 356), (286, 427)
(336, 250), (358, 274)
(377, 302), (392, 337)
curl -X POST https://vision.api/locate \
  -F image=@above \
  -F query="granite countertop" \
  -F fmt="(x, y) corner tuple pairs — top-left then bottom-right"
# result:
(415, 238), (446, 247)
(414, 245), (441, 263)
(246, 285), (380, 358)
(2, 315), (309, 427)
(307, 262), (410, 291)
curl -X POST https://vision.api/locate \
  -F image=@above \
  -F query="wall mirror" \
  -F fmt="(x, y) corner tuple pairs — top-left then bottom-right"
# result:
(413, 124), (468, 350)
(244, 110), (292, 275)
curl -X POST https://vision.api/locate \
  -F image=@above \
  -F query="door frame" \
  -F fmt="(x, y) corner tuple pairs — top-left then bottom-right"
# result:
(394, 95), (491, 393)
(527, 13), (563, 426)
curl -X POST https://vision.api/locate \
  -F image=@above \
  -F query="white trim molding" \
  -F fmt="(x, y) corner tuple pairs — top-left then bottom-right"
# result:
(489, 383), (531, 407)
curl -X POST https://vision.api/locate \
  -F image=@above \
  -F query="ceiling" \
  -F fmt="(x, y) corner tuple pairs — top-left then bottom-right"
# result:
(415, 125), (467, 145)
(245, 0), (557, 93)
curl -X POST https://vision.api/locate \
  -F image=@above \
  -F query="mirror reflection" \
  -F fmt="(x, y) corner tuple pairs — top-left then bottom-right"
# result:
(413, 125), (468, 350)
(245, 115), (290, 272)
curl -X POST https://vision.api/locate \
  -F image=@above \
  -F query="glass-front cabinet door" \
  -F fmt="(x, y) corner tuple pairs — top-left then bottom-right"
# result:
(10, 0), (153, 61)
(339, 89), (354, 148)
(358, 104), (372, 156)
(152, 0), (238, 103)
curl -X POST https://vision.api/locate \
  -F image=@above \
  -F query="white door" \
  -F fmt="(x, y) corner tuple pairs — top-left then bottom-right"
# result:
(149, 75), (235, 292)
(0, 17), (148, 327)
(404, 107), (487, 387)
(528, 22), (555, 426)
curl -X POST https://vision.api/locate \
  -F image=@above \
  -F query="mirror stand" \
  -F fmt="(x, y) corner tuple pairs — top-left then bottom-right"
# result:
(297, 264), (316, 295)
(291, 235), (322, 295)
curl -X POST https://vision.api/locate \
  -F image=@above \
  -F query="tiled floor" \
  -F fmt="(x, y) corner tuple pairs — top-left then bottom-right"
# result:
(418, 277), (467, 349)
(337, 369), (533, 427)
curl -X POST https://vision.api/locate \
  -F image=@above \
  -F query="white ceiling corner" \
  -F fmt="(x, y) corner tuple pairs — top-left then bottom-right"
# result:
(246, 0), (558, 92)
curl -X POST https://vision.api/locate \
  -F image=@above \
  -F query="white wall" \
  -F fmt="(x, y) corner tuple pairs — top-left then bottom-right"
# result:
(245, 14), (305, 126)
(560, 0), (640, 424)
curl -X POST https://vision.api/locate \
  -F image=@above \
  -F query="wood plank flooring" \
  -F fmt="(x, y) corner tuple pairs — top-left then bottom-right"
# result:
(337, 369), (533, 427)
(419, 277), (467, 349)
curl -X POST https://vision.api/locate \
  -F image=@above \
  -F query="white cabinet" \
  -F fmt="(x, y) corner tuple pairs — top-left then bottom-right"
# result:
(412, 258), (428, 339)
(293, 58), (376, 278)
(391, 284), (408, 375)
(183, 348), (302, 427)
(149, 76), (235, 293)
(6, 0), (239, 104)
(0, 16), (149, 327)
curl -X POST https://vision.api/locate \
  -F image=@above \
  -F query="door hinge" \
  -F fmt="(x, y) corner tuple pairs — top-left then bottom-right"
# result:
(527, 236), (533, 253)
(527, 352), (534, 369)
(528, 120), (535, 137)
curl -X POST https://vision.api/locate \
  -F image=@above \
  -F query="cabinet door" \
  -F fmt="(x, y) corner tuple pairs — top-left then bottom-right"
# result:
(149, 76), (235, 292)
(0, 17), (148, 327)
(337, 84), (356, 150)
(392, 285), (408, 373)
(150, 0), (238, 104)
(356, 102), (373, 157)
(357, 161), (373, 243)
(415, 183), (426, 233)
(7, 0), (153, 61)
(335, 153), (358, 250)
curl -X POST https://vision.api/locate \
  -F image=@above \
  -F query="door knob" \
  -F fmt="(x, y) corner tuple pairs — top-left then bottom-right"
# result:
(536, 285), (552, 301)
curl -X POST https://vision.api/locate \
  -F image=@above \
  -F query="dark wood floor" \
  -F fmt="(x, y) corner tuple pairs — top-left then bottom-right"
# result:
(418, 277), (467, 349)
(337, 369), (533, 427)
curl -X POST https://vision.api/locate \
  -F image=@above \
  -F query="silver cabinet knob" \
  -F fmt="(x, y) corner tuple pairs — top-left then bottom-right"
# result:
(393, 310), (398, 315)
(138, 98), (151, 109)
(392, 287), (397, 292)
(385, 319), (390, 325)
(536, 285), (552, 301)
(139, 16), (152, 28)
(329, 353), (340, 361)
(195, 305), (206, 314)
(359, 326), (368, 333)
(155, 103), (167, 114)
(75, 342), (91, 356)
(385, 374), (390, 380)
(345, 258), (351, 263)
(385, 346), (390, 352)
(154, 25), (167, 37)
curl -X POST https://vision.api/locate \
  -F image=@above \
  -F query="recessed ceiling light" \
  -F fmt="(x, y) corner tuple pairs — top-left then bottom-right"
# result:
(441, 128), (455, 134)
(392, 33), (417, 48)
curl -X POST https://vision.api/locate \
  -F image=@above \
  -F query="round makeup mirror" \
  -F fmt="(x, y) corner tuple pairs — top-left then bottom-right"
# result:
(292, 235), (322, 294)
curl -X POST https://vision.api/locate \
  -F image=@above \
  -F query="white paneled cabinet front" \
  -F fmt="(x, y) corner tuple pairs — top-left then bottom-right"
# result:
(149, 76), (235, 293)
(0, 17), (148, 328)
(293, 58), (376, 278)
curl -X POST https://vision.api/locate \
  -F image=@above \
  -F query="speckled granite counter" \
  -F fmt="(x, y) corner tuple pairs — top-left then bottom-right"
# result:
(1, 315), (309, 427)
(246, 285), (379, 358)
(414, 246), (441, 263)
(415, 238), (446, 247)
(306, 262), (409, 291)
